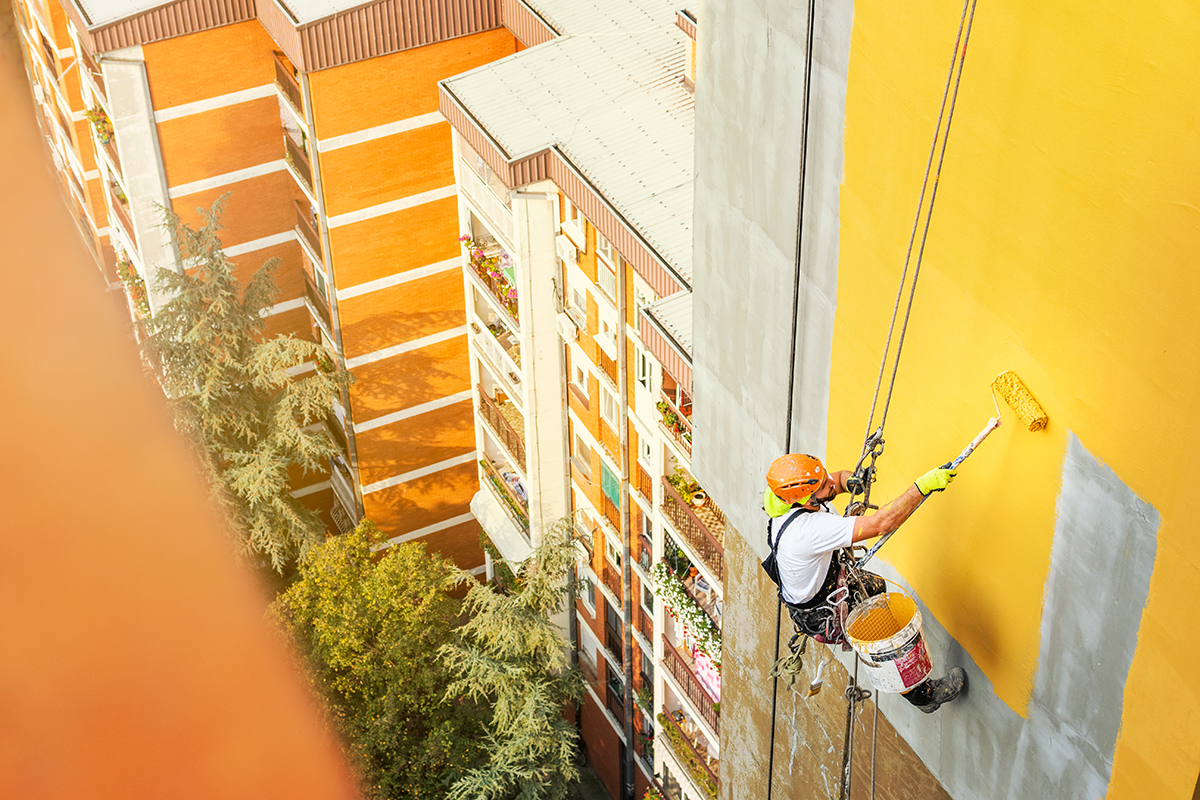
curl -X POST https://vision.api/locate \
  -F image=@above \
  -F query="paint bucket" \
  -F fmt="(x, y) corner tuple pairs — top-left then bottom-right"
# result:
(844, 590), (933, 694)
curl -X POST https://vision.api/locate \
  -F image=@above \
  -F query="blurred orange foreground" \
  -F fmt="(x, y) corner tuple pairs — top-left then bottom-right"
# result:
(0, 9), (359, 799)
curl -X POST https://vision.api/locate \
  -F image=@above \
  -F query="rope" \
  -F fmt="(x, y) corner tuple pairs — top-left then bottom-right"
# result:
(847, 3), (981, 797)
(856, 0), (980, 466)
(769, 633), (809, 689)
(766, 0), (819, 795)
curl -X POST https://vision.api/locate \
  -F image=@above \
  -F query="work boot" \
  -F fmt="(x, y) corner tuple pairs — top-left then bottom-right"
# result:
(915, 667), (967, 714)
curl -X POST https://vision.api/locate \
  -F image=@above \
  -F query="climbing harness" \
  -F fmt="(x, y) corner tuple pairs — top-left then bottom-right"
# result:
(764, 0), (981, 797)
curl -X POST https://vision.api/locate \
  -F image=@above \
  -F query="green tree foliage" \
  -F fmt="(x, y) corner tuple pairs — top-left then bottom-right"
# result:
(441, 520), (586, 800)
(145, 196), (348, 570)
(273, 520), (486, 798)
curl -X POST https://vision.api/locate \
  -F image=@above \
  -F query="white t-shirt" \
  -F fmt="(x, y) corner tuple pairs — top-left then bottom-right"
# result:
(769, 505), (855, 605)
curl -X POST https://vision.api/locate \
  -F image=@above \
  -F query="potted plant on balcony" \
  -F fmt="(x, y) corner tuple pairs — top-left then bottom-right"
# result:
(648, 561), (721, 668)
(459, 234), (520, 322)
(115, 255), (150, 318)
(85, 105), (113, 144)
(666, 465), (703, 507)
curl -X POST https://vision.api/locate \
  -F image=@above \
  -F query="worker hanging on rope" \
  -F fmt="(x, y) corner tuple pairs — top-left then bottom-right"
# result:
(761, 453), (966, 714)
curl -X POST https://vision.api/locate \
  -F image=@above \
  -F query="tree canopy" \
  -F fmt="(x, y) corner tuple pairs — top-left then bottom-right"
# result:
(441, 521), (586, 800)
(273, 520), (486, 798)
(146, 196), (348, 570)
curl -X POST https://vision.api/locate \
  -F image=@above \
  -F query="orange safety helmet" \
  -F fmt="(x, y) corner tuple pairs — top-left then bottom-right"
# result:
(766, 453), (827, 506)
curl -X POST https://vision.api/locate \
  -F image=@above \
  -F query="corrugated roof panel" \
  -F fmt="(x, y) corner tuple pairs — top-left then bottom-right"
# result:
(647, 290), (692, 355)
(443, 9), (694, 283)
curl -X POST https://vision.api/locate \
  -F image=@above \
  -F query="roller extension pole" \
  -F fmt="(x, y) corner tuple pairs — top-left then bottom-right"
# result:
(856, 416), (1000, 568)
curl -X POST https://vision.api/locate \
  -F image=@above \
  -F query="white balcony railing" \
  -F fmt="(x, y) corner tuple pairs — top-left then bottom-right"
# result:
(460, 158), (515, 245)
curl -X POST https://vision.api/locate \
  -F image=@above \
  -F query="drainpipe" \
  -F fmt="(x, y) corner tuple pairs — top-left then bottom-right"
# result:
(618, 255), (635, 800)
(300, 71), (363, 521)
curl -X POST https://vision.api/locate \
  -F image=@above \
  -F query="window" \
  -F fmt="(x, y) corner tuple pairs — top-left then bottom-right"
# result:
(598, 314), (618, 357)
(583, 572), (596, 611)
(642, 585), (654, 612)
(636, 350), (653, 392)
(606, 534), (622, 569)
(570, 286), (588, 328)
(574, 434), (592, 477)
(600, 384), (617, 425)
(601, 460), (620, 509)
(598, 258), (616, 300)
(314, 266), (328, 300)
(563, 195), (586, 246)
(572, 363), (589, 400)
(596, 230), (615, 266)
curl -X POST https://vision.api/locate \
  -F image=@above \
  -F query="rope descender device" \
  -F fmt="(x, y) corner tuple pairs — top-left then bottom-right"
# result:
(845, 427), (885, 517)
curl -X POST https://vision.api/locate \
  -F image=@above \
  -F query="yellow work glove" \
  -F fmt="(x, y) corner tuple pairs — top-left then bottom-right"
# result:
(915, 466), (956, 496)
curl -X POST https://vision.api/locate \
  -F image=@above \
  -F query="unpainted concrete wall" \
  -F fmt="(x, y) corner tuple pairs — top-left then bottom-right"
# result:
(691, 0), (855, 538)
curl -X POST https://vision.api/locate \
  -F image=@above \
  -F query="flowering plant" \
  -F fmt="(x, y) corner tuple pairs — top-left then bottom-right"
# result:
(649, 561), (721, 668)
(115, 256), (150, 317)
(459, 234), (519, 321)
(85, 106), (113, 144)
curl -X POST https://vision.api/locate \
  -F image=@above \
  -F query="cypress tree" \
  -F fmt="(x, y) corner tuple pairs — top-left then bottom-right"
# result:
(146, 196), (349, 571)
(441, 520), (586, 800)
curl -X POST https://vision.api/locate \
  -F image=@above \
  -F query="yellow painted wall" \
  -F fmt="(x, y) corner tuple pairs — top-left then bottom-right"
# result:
(834, 1), (1200, 795)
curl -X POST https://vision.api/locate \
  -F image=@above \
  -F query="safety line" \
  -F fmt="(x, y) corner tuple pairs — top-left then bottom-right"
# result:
(859, 0), (977, 458)
(766, 0), (819, 796)
(846, 1), (980, 797)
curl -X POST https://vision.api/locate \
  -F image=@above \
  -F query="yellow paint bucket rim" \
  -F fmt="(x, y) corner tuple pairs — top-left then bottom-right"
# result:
(846, 591), (918, 645)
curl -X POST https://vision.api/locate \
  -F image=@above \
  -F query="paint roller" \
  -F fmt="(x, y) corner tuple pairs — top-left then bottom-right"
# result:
(856, 371), (1049, 567)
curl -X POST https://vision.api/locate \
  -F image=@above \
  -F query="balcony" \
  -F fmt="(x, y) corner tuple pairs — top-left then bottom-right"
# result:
(661, 476), (726, 584)
(600, 419), (622, 467)
(663, 636), (720, 735)
(605, 622), (624, 670)
(328, 454), (358, 533)
(294, 199), (322, 264)
(102, 136), (121, 174)
(459, 151), (514, 245)
(284, 133), (314, 196)
(601, 558), (623, 603)
(636, 533), (653, 572)
(637, 605), (653, 641)
(601, 492), (621, 530)
(657, 390), (692, 458)
(481, 457), (529, 532)
(471, 317), (522, 387)
(477, 385), (526, 471)
(107, 182), (135, 244)
(635, 463), (654, 501)
(273, 51), (304, 117)
(302, 269), (332, 339)
(465, 235), (520, 325)
(660, 706), (719, 800)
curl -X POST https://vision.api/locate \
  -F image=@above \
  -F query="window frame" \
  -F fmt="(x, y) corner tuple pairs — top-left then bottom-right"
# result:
(600, 383), (618, 426)
(562, 195), (586, 248)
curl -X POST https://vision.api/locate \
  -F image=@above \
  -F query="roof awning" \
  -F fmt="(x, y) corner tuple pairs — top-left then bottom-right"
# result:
(640, 291), (692, 394)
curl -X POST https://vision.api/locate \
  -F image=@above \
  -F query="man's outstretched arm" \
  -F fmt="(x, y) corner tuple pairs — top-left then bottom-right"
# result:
(850, 467), (955, 542)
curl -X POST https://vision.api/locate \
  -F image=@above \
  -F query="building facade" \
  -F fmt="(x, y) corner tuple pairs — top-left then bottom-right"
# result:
(13, 0), (518, 571)
(441, 3), (720, 799)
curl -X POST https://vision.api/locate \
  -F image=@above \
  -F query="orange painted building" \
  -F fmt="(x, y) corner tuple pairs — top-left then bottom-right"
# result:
(13, 0), (517, 572)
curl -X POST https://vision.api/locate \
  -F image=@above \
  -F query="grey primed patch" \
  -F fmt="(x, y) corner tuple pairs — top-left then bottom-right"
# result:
(851, 431), (1158, 800)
